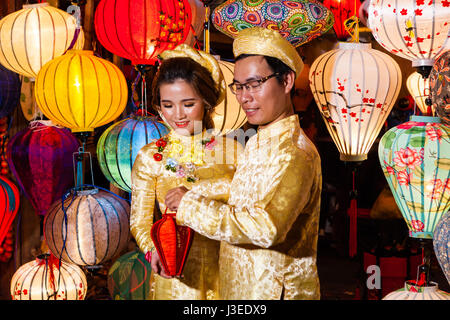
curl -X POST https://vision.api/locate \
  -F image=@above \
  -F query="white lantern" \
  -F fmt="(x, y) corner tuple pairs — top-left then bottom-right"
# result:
(406, 71), (432, 116)
(383, 281), (450, 300)
(368, 0), (450, 77)
(309, 42), (402, 161)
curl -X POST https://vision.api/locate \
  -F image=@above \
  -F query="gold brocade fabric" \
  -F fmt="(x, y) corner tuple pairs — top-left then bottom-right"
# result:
(177, 115), (322, 300)
(130, 130), (243, 300)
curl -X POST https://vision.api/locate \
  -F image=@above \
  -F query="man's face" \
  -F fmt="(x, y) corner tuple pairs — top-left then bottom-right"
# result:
(233, 56), (293, 128)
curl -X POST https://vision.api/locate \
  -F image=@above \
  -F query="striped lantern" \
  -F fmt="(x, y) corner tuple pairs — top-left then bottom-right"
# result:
(406, 71), (432, 116)
(11, 254), (87, 300)
(433, 211), (450, 284)
(97, 115), (170, 193)
(309, 42), (402, 162)
(383, 281), (450, 300)
(35, 50), (128, 133)
(44, 187), (130, 266)
(0, 2), (80, 79)
(211, 60), (247, 136)
(107, 250), (152, 300)
(368, 0), (450, 76)
(7, 121), (80, 216)
(378, 116), (450, 239)
(0, 64), (21, 119)
(0, 175), (20, 246)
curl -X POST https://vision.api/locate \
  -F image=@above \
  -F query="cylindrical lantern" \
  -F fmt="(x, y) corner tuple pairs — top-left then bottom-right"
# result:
(7, 121), (80, 216)
(0, 64), (21, 119)
(0, 2), (80, 79)
(94, 0), (192, 66)
(107, 250), (152, 300)
(44, 187), (130, 266)
(378, 116), (450, 239)
(368, 0), (450, 75)
(11, 254), (87, 300)
(97, 115), (170, 192)
(0, 176), (20, 246)
(430, 50), (450, 125)
(433, 211), (450, 284)
(310, 42), (402, 161)
(383, 281), (450, 300)
(406, 71), (432, 116)
(323, 0), (361, 41)
(35, 50), (128, 133)
(211, 60), (247, 136)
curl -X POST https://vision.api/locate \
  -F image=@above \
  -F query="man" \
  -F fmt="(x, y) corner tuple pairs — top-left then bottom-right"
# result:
(165, 27), (322, 300)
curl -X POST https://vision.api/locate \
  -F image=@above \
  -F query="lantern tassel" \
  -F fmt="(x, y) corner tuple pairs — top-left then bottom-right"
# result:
(349, 168), (358, 258)
(203, 5), (210, 53)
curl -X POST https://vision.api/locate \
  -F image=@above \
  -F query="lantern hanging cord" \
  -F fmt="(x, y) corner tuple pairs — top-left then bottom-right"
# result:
(343, 0), (360, 43)
(203, 5), (210, 54)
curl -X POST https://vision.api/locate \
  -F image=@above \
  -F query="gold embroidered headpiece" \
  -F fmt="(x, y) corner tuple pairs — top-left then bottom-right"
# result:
(233, 27), (304, 79)
(159, 44), (226, 106)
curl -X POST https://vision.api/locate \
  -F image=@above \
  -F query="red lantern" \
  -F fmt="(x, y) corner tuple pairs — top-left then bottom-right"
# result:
(0, 175), (20, 246)
(94, 0), (192, 66)
(323, 0), (361, 41)
(150, 210), (194, 277)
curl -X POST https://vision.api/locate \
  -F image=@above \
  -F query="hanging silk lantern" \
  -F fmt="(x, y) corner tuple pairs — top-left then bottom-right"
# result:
(359, 0), (370, 27)
(94, 0), (192, 66)
(184, 0), (206, 47)
(212, 0), (334, 47)
(35, 50), (128, 133)
(7, 121), (80, 216)
(211, 60), (247, 136)
(406, 71), (432, 116)
(44, 187), (130, 266)
(107, 250), (152, 300)
(368, 0), (450, 78)
(97, 115), (170, 193)
(310, 42), (402, 162)
(0, 176), (20, 247)
(10, 254), (87, 300)
(383, 280), (450, 300)
(0, 2), (80, 79)
(0, 64), (21, 119)
(429, 50), (450, 125)
(323, 0), (361, 41)
(378, 115), (450, 239)
(433, 211), (450, 284)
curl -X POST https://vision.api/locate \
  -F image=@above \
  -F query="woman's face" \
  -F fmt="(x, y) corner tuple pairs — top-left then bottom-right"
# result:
(159, 79), (205, 136)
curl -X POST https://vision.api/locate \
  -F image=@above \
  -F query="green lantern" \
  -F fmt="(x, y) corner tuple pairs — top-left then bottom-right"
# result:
(107, 250), (152, 300)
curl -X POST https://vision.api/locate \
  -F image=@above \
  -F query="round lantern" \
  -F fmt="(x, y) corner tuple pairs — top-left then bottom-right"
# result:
(368, 0), (450, 77)
(378, 116), (450, 239)
(211, 60), (247, 136)
(97, 115), (170, 193)
(0, 176), (20, 246)
(359, 0), (370, 27)
(10, 254), (87, 300)
(323, 0), (361, 41)
(7, 121), (80, 216)
(212, 0), (334, 47)
(429, 50), (450, 125)
(383, 281), (450, 300)
(107, 250), (152, 300)
(0, 64), (21, 119)
(433, 211), (450, 284)
(35, 50), (128, 133)
(406, 71), (432, 116)
(309, 42), (402, 162)
(44, 187), (130, 266)
(0, 2), (80, 79)
(94, 0), (192, 66)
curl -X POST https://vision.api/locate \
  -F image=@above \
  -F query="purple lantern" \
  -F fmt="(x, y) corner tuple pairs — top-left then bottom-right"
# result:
(0, 64), (21, 118)
(7, 121), (80, 216)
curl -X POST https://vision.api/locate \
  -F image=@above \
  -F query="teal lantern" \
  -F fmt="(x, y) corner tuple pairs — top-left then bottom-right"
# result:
(378, 115), (450, 239)
(107, 250), (152, 300)
(97, 115), (169, 192)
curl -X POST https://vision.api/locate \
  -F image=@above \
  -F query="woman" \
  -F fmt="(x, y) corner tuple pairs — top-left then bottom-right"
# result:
(130, 44), (242, 300)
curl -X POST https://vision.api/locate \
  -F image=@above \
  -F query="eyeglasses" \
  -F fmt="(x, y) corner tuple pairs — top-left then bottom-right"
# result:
(228, 72), (280, 95)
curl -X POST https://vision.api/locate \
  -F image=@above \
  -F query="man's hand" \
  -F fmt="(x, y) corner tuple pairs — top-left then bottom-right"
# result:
(150, 250), (173, 279)
(165, 186), (189, 212)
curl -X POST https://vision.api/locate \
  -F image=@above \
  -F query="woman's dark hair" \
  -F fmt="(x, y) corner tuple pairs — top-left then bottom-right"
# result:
(152, 57), (220, 130)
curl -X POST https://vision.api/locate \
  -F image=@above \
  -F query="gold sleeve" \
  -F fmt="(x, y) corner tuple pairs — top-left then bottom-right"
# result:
(176, 144), (319, 248)
(130, 145), (157, 254)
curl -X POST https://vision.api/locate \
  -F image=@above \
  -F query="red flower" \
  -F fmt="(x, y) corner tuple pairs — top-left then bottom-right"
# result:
(404, 35), (411, 42)
(442, 0), (450, 7)
(396, 170), (413, 186)
(416, 37), (424, 43)
(155, 138), (167, 148)
(425, 123), (443, 142)
(376, 103), (383, 108)
(153, 153), (163, 161)
(393, 147), (423, 169)
(416, 0), (424, 5)
(411, 220), (425, 232)
(400, 8), (408, 15)
(415, 9), (423, 15)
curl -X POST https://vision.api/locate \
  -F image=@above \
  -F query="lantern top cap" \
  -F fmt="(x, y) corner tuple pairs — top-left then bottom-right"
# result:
(410, 115), (441, 123)
(23, 2), (49, 9)
(338, 42), (371, 50)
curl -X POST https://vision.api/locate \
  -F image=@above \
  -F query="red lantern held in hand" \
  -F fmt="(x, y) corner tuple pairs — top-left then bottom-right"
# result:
(150, 209), (194, 277)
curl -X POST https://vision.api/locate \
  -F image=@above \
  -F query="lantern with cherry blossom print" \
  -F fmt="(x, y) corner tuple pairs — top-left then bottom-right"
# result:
(323, 0), (361, 41)
(406, 71), (433, 116)
(309, 42), (402, 162)
(378, 116), (450, 239)
(368, 0), (450, 78)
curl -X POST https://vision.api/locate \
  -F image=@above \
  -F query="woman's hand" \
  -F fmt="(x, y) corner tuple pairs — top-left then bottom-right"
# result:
(165, 186), (189, 212)
(150, 250), (173, 279)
